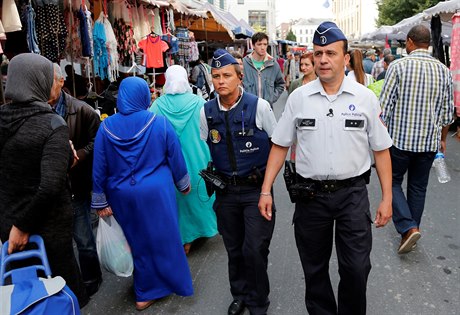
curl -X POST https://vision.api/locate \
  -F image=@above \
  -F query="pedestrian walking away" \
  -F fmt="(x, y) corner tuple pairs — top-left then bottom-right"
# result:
(0, 53), (89, 308)
(200, 49), (277, 315)
(49, 63), (103, 297)
(380, 25), (454, 255)
(91, 76), (193, 312)
(151, 65), (218, 255)
(258, 22), (393, 315)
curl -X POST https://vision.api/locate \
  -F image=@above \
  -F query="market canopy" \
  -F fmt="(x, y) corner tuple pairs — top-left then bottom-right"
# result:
(360, 0), (459, 43)
(174, 1), (253, 42)
(424, 0), (460, 19)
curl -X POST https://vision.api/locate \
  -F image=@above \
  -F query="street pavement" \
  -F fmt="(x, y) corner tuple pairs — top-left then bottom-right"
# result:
(82, 91), (460, 315)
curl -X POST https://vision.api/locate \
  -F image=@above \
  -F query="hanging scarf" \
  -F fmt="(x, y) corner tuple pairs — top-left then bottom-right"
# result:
(26, 4), (40, 54)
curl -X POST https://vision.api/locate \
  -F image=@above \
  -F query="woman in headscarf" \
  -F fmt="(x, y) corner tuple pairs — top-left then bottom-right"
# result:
(91, 77), (193, 311)
(150, 65), (217, 254)
(0, 53), (89, 307)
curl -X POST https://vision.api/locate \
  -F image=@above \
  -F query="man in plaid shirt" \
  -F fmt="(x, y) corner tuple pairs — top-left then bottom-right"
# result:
(380, 25), (454, 255)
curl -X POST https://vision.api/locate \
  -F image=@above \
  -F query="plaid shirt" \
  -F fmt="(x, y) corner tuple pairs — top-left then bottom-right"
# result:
(380, 49), (454, 152)
(371, 59), (384, 80)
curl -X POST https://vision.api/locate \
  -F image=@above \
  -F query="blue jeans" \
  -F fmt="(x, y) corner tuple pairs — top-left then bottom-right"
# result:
(390, 146), (436, 235)
(72, 196), (102, 283)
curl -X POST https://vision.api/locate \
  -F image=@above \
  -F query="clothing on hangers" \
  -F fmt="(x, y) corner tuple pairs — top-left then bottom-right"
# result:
(138, 34), (169, 68)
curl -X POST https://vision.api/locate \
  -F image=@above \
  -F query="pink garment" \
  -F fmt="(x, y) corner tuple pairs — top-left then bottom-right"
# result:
(451, 13), (460, 110)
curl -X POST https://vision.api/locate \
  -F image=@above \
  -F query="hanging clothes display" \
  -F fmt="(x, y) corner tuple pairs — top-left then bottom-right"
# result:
(93, 14), (109, 80)
(102, 15), (119, 82)
(451, 13), (460, 110)
(0, 20), (5, 38)
(153, 8), (163, 36)
(2, 0), (22, 32)
(138, 34), (169, 68)
(26, 4), (40, 54)
(114, 18), (134, 67)
(138, 4), (150, 39)
(35, 2), (68, 63)
(188, 32), (199, 62)
(64, 8), (85, 63)
(0, 20), (5, 54)
(431, 15), (445, 65)
(175, 27), (190, 67)
(78, 6), (92, 57)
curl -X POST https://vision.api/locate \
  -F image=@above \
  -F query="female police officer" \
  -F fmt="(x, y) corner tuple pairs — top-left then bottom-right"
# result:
(200, 49), (277, 315)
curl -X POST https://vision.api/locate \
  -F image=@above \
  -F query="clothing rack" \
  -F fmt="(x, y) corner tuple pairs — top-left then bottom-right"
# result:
(127, 52), (143, 76)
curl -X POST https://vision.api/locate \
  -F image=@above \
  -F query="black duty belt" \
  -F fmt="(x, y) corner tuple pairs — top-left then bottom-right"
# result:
(296, 173), (367, 193)
(218, 173), (263, 186)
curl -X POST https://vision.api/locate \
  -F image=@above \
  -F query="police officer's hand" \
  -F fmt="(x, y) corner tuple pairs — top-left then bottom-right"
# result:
(258, 193), (273, 221)
(374, 199), (392, 228)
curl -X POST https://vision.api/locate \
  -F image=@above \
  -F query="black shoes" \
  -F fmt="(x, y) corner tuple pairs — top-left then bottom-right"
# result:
(85, 277), (103, 297)
(228, 299), (245, 315)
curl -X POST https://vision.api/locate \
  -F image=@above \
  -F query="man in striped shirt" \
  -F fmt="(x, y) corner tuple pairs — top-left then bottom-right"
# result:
(380, 25), (454, 255)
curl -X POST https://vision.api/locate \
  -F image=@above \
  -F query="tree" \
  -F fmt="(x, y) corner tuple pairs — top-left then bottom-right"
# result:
(376, 0), (442, 27)
(286, 29), (296, 42)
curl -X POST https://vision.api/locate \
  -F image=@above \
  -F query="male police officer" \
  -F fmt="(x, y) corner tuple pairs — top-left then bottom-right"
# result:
(200, 49), (277, 315)
(258, 22), (393, 315)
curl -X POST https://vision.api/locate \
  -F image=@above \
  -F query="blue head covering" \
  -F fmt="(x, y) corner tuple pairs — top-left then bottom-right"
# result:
(313, 21), (347, 46)
(104, 77), (155, 141)
(117, 77), (151, 115)
(211, 49), (239, 69)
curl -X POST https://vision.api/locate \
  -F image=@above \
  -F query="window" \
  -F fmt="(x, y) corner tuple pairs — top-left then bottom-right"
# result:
(248, 10), (268, 32)
(238, 0), (244, 4)
(300, 29), (302, 35)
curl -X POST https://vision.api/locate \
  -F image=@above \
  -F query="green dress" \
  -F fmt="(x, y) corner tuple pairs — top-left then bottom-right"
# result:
(151, 93), (217, 244)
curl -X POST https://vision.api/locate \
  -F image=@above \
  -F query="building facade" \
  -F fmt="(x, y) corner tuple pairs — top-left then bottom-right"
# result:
(226, 0), (277, 41)
(201, 0), (227, 10)
(332, 0), (377, 41)
(291, 18), (328, 48)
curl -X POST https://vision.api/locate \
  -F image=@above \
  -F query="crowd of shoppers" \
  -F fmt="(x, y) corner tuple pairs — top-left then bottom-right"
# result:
(0, 21), (456, 315)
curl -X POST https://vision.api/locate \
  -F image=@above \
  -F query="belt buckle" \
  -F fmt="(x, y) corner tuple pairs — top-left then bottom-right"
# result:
(321, 180), (339, 192)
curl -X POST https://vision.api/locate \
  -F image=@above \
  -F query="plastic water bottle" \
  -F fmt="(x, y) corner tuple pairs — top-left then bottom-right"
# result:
(433, 152), (451, 183)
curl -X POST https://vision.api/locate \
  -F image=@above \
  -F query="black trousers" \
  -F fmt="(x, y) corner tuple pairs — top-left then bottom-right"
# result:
(214, 184), (276, 315)
(294, 180), (372, 315)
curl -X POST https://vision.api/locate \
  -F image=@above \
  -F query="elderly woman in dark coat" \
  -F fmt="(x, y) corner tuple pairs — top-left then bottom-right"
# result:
(0, 53), (88, 307)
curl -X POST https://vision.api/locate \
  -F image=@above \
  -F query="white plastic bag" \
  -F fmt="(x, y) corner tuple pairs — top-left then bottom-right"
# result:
(96, 216), (133, 277)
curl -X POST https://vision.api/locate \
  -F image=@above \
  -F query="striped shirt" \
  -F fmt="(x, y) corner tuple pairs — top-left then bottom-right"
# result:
(380, 49), (454, 152)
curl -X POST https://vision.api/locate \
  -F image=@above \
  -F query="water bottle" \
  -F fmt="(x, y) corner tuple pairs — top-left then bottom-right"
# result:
(433, 152), (451, 183)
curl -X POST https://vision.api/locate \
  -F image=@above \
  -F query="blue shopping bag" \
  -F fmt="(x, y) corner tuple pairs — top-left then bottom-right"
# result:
(0, 235), (80, 315)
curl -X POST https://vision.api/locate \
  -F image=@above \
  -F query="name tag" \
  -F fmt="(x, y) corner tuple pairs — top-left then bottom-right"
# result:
(234, 129), (254, 137)
(344, 119), (364, 128)
(298, 118), (316, 127)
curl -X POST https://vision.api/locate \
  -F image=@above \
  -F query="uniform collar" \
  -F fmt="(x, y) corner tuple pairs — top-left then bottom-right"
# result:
(306, 77), (357, 100)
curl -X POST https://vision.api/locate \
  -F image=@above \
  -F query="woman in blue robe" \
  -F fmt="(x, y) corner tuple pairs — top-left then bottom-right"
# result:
(151, 65), (217, 254)
(91, 77), (193, 311)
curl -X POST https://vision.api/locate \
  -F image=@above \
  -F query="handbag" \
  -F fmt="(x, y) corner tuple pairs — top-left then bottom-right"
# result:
(96, 216), (133, 277)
